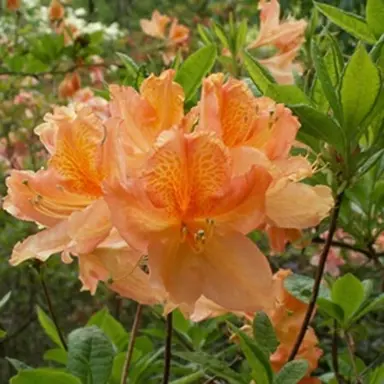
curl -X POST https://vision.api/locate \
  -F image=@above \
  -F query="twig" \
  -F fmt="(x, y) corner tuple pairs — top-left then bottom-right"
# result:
(39, 267), (68, 350)
(162, 312), (173, 384)
(120, 303), (143, 384)
(331, 320), (345, 384)
(345, 332), (362, 384)
(288, 192), (344, 361)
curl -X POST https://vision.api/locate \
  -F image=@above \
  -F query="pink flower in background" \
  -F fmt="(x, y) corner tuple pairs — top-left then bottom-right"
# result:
(90, 56), (105, 85)
(311, 247), (345, 277)
(72, 88), (110, 121)
(13, 91), (35, 106)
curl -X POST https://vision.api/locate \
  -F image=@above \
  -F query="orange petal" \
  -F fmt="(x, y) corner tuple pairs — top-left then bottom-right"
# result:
(49, 106), (105, 197)
(267, 226), (302, 253)
(67, 199), (112, 254)
(4, 169), (91, 227)
(168, 19), (190, 44)
(9, 221), (71, 266)
(266, 182), (334, 229)
(140, 10), (170, 39)
(140, 69), (184, 132)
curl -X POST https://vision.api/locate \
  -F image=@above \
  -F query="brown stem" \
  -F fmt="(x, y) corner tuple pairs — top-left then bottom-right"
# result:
(39, 268), (67, 350)
(331, 320), (345, 384)
(345, 332), (362, 383)
(288, 192), (344, 361)
(162, 312), (173, 384)
(120, 303), (143, 384)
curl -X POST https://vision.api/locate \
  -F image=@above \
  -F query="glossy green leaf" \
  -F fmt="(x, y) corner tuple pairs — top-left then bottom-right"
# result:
(237, 331), (273, 384)
(174, 45), (217, 101)
(10, 369), (81, 384)
(274, 360), (309, 384)
(36, 306), (65, 349)
(340, 44), (381, 137)
(317, 298), (344, 323)
(243, 50), (276, 93)
(67, 326), (115, 384)
(311, 41), (342, 122)
(285, 274), (330, 304)
(315, 2), (376, 43)
(43, 348), (68, 365)
(331, 273), (365, 323)
(265, 84), (311, 106)
(291, 105), (345, 153)
(176, 351), (248, 384)
(87, 307), (128, 351)
(252, 312), (279, 355)
(366, 0), (384, 38)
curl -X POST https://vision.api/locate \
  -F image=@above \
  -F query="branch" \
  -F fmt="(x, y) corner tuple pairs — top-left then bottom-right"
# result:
(288, 192), (344, 361)
(332, 320), (345, 384)
(120, 303), (143, 384)
(162, 312), (173, 384)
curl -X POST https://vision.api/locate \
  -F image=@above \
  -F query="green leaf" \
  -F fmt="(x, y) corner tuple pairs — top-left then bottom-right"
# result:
(291, 106), (345, 153)
(212, 22), (229, 48)
(285, 274), (330, 304)
(352, 293), (384, 321)
(252, 312), (279, 355)
(236, 330), (273, 384)
(265, 84), (311, 106)
(174, 45), (217, 101)
(331, 273), (365, 323)
(43, 348), (68, 365)
(0, 291), (11, 311)
(170, 371), (205, 384)
(243, 50), (276, 93)
(6, 358), (32, 372)
(311, 41), (342, 122)
(369, 364), (384, 384)
(315, 2), (376, 43)
(340, 44), (381, 138)
(197, 24), (214, 45)
(67, 326), (115, 384)
(10, 369), (81, 384)
(36, 306), (65, 349)
(274, 360), (309, 384)
(366, 0), (384, 38)
(236, 19), (248, 52)
(176, 351), (248, 384)
(317, 298), (344, 323)
(370, 34), (384, 62)
(87, 307), (128, 351)
(116, 52), (138, 86)
(0, 329), (6, 338)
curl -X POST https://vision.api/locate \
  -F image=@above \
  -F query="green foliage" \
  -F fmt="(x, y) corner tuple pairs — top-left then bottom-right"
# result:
(273, 360), (309, 384)
(252, 312), (279, 356)
(36, 306), (66, 349)
(10, 369), (81, 384)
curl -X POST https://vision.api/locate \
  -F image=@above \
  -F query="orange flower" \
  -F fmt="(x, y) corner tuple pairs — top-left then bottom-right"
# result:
(105, 128), (274, 311)
(4, 106), (114, 266)
(140, 10), (171, 39)
(6, 0), (20, 11)
(106, 69), (185, 175)
(58, 72), (81, 98)
(248, 0), (307, 52)
(168, 18), (189, 45)
(54, 21), (79, 45)
(49, 0), (65, 21)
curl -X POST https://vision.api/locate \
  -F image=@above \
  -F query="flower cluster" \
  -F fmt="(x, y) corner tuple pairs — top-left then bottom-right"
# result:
(140, 10), (190, 64)
(4, 70), (333, 315)
(248, 0), (307, 84)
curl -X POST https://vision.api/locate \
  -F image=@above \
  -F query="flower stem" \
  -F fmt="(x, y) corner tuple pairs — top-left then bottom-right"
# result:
(331, 320), (345, 384)
(120, 303), (143, 384)
(288, 192), (344, 361)
(162, 312), (173, 384)
(39, 266), (67, 350)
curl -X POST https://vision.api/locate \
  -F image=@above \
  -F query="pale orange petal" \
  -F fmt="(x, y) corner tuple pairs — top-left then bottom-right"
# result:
(140, 10), (170, 39)
(168, 19), (190, 44)
(266, 182), (334, 229)
(9, 221), (71, 266)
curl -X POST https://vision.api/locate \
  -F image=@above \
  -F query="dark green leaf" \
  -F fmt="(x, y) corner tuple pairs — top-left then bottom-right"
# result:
(340, 44), (381, 137)
(317, 298), (344, 323)
(315, 2), (376, 43)
(331, 273), (365, 323)
(291, 105), (345, 153)
(170, 371), (206, 384)
(285, 274), (330, 304)
(67, 326), (115, 384)
(87, 307), (128, 351)
(353, 293), (384, 321)
(274, 360), (309, 384)
(174, 45), (217, 101)
(36, 306), (65, 349)
(366, 0), (384, 38)
(311, 41), (342, 122)
(243, 50), (276, 93)
(252, 312), (279, 355)
(0, 291), (11, 311)
(10, 369), (81, 384)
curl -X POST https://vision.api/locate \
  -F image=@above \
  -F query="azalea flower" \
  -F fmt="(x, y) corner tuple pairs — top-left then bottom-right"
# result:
(6, 0), (20, 11)
(105, 128), (274, 311)
(198, 74), (334, 251)
(311, 247), (345, 277)
(58, 72), (81, 98)
(49, 0), (65, 21)
(3, 105), (114, 266)
(248, 0), (307, 84)
(140, 10), (171, 39)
